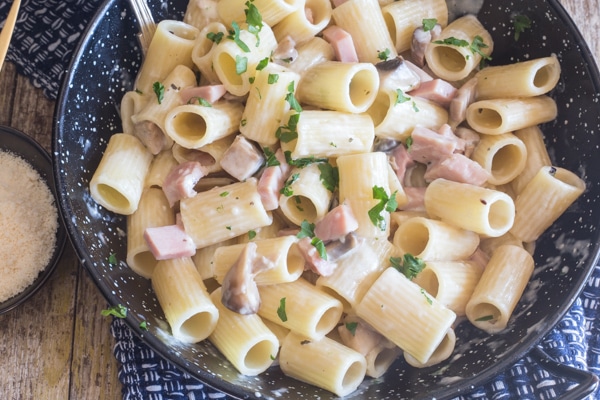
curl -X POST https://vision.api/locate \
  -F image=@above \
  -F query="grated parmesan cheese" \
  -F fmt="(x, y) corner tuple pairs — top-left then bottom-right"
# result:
(0, 150), (59, 303)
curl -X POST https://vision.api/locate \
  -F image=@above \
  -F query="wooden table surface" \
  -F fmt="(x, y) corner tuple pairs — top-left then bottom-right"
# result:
(0, 1), (598, 399)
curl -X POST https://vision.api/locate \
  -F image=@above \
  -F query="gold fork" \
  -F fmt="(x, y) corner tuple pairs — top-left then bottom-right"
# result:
(0, 0), (21, 71)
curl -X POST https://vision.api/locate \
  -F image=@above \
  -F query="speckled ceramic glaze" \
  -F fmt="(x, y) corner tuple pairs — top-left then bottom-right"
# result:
(53, 0), (600, 399)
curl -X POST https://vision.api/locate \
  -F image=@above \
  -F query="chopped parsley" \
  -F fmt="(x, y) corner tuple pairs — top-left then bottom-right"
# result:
(422, 18), (438, 32)
(420, 288), (433, 305)
(377, 48), (391, 61)
(108, 252), (118, 265)
(284, 151), (327, 168)
(152, 81), (165, 104)
(345, 321), (358, 336)
(297, 220), (316, 239)
(245, 0), (263, 46)
(235, 55), (248, 75)
(470, 35), (492, 61)
(248, 230), (257, 240)
(263, 147), (281, 167)
(405, 136), (414, 150)
(206, 31), (224, 44)
(395, 89), (411, 105)
(268, 73), (279, 84)
(227, 21), (250, 52)
(285, 81), (303, 112)
(475, 315), (495, 322)
(390, 253), (426, 280)
(367, 186), (398, 230)
(311, 237), (327, 260)
(188, 97), (212, 107)
(318, 163), (339, 193)
(434, 37), (469, 48)
(256, 57), (269, 71)
(280, 173), (300, 196)
(513, 14), (532, 42)
(277, 297), (288, 322)
(101, 304), (128, 318)
(219, 191), (230, 197)
(139, 320), (148, 330)
(275, 112), (300, 143)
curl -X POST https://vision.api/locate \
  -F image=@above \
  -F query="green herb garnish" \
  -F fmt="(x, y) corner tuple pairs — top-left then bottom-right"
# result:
(345, 321), (358, 336)
(513, 14), (532, 42)
(395, 89), (411, 105)
(318, 163), (339, 193)
(101, 304), (128, 318)
(152, 81), (165, 104)
(280, 173), (300, 196)
(367, 186), (398, 230)
(227, 21), (250, 52)
(390, 254), (426, 280)
(422, 18), (438, 32)
(377, 48), (391, 61)
(206, 31), (224, 44)
(277, 297), (288, 322)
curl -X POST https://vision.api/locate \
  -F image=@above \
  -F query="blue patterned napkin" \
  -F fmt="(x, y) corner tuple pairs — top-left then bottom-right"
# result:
(4, 1), (599, 399)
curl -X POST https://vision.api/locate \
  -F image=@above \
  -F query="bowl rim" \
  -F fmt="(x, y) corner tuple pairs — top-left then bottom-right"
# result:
(0, 124), (68, 315)
(51, 0), (600, 398)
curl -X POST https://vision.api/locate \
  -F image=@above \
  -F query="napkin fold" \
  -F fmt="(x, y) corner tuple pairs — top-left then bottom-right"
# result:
(3, 1), (599, 399)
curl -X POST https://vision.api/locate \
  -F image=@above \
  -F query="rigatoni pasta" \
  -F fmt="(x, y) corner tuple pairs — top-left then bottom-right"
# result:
(86, 0), (587, 396)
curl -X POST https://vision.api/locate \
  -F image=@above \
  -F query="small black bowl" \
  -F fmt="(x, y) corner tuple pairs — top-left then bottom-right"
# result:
(0, 125), (68, 315)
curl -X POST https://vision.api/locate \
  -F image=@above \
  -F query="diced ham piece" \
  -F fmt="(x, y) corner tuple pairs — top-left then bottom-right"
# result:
(219, 135), (265, 181)
(179, 84), (227, 104)
(454, 126), (481, 158)
(220, 242), (274, 315)
(408, 78), (458, 108)
(304, 6), (314, 24)
(400, 186), (426, 212)
(322, 25), (358, 63)
(438, 123), (467, 154)
(144, 224), (196, 260)
(133, 120), (169, 155)
(338, 315), (382, 356)
(314, 204), (358, 242)
(424, 153), (490, 186)
(468, 248), (489, 271)
(388, 143), (415, 183)
(408, 126), (459, 163)
(376, 56), (421, 93)
(162, 161), (205, 207)
(411, 24), (442, 67)
(449, 77), (478, 128)
(258, 165), (284, 211)
(297, 237), (337, 277)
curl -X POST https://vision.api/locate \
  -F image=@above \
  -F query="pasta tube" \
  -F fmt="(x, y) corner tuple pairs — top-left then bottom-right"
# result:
(278, 163), (333, 225)
(272, 0), (332, 45)
(424, 178), (515, 237)
(135, 20), (200, 94)
(511, 126), (552, 195)
(151, 257), (219, 343)
(510, 166), (586, 242)
(471, 132), (528, 185)
(356, 267), (456, 364)
(332, 0), (397, 64)
(465, 245), (534, 333)
(208, 287), (279, 376)
(180, 178), (273, 249)
(366, 90), (448, 141)
(164, 100), (244, 149)
(212, 235), (305, 285)
(280, 110), (375, 159)
(403, 328), (455, 368)
(392, 217), (480, 261)
(217, 0), (299, 27)
(280, 331), (367, 397)
(192, 22), (229, 84)
(89, 133), (153, 215)
(424, 14), (493, 81)
(466, 96), (558, 135)
(296, 61), (379, 113)
(258, 278), (343, 340)
(126, 188), (175, 278)
(475, 55), (561, 99)
(381, 0), (448, 53)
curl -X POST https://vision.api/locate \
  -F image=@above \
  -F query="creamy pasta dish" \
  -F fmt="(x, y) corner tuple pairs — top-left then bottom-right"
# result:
(89, 0), (585, 396)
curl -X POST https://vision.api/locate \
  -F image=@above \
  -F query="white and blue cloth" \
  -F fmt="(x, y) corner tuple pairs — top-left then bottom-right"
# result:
(3, 1), (599, 399)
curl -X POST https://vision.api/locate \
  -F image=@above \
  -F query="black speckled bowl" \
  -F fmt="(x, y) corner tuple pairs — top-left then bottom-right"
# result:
(0, 126), (67, 315)
(53, 0), (600, 399)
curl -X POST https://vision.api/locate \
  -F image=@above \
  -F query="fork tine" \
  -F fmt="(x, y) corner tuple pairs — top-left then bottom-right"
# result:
(127, 0), (156, 55)
(0, 0), (21, 71)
